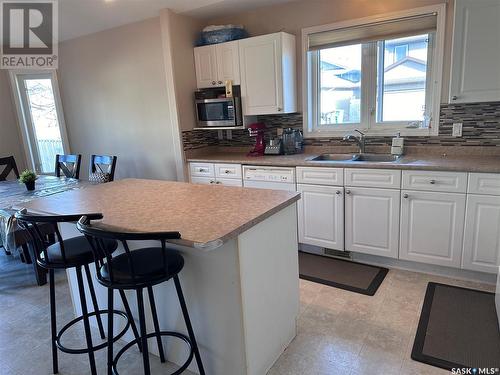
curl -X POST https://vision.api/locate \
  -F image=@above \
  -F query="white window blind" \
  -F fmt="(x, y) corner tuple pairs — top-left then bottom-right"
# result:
(308, 13), (437, 51)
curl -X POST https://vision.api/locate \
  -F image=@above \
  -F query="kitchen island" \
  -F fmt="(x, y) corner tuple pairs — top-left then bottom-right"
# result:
(20, 179), (301, 375)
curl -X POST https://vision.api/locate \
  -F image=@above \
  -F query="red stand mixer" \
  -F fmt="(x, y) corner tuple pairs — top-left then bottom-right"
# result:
(247, 122), (266, 156)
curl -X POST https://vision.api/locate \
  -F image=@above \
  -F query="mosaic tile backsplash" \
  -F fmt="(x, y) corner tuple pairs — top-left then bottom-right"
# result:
(182, 102), (500, 150)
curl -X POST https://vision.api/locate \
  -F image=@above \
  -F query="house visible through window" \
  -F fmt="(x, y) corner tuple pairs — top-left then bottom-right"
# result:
(304, 7), (444, 136)
(10, 72), (69, 174)
(393, 44), (409, 62)
(377, 35), (430, 123)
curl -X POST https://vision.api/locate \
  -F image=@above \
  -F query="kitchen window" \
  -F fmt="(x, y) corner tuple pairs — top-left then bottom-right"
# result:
(303, 5), (446, 137)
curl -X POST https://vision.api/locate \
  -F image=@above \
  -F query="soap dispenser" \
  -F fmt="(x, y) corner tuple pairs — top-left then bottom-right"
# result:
(391, 132), (404, 156)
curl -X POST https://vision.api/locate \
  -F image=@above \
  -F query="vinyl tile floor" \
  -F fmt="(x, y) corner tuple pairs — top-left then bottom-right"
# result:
(0, 252), (495, 375)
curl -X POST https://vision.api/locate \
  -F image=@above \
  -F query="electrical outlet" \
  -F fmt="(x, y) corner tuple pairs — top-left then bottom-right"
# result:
(452, 122), (463, 137)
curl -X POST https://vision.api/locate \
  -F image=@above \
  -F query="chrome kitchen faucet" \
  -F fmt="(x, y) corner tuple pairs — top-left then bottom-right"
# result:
(343, 129), (366, 154)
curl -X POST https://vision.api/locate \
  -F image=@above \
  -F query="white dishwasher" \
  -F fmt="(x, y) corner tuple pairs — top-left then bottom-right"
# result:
(243, 166), (296, 192)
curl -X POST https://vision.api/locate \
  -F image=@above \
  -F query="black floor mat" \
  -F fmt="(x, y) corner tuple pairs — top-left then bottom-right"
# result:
(412, 282), (500, 371)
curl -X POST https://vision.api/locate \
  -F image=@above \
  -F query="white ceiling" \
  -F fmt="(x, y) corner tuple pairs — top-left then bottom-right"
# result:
(58, 0), (297, 42)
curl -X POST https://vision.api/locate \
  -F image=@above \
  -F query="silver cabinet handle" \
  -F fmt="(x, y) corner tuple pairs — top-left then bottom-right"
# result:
(216, 181), (221, 184)
(403, 193), (409, 199)
(451, 95), (458, 100)
(218, 81), (223, 84)
(336, 190), (341, 195)
(212, 81), (216, 85)
(199, 168), (207, 172)
(429, 179), (436, 184)
(277, 107), (282, 112)
(224, 170), (231, 174)
(210, 180), (215, 184)
(345, 190), (351, 195)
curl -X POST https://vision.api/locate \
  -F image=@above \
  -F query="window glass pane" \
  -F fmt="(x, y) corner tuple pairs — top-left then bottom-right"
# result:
(377, 34), (430, 123)
(319, 44), (361, 125)
(24, 78), (64, 173)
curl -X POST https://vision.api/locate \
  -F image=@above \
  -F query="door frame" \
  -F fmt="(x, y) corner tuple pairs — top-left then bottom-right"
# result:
(8, 69), (70, 174)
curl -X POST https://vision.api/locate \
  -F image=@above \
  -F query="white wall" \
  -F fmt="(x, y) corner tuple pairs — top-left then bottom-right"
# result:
(58, 17), (178, 180)
(205, 0), (453, 108)
(0, 70), (26, 171)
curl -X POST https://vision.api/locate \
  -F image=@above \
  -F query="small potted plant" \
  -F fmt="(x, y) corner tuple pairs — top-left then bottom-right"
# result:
(19, 169), (38, 191)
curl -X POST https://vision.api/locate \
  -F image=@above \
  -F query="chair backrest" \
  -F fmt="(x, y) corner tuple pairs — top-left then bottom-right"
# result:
(15, 211), (103, 268)
(89, 155), (117, 182)
(0, 156), (20, 181)
(55, 154), (82, 179)
(77, 216), (181, 286)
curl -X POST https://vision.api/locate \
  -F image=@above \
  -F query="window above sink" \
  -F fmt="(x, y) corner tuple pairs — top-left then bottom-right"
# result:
(302, 5), (446, 138)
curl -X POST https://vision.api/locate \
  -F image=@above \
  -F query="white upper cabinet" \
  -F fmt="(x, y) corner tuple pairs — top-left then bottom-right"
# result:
(216, 41), (240, 86)
(194, 41), (240, 88)
(400, 190), (466, 267)
(194, 45), (218, 88)
(449, 0), (500, 103)
(239, 32), (297, 115)
(345, 187), (400, 259)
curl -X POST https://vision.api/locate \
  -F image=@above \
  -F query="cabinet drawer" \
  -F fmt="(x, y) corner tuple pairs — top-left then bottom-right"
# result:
(296, 167), (343, 186)
(190, 176), (215, 185)
(468, 173), (500, 195)
(216, 178), (243, 187)
(402, 171), (467, 193)
(189, 163), (215, 178)
(344, 169), (401, 189)
(214, 163), (242, 179)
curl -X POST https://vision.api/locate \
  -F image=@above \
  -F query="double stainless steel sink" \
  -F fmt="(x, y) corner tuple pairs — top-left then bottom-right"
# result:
(310, 153), (402, 163)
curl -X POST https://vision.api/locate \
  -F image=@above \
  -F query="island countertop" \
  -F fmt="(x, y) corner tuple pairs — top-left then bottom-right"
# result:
(18, 178), (300, 249)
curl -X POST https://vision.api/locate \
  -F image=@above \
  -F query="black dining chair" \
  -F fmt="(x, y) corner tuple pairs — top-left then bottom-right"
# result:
(55, 154), (82, 179)
(15, 211), (142, 375)
(0, 156), (20, 181)
(77, 216), (205, 375)
(89, 155), (117, 183)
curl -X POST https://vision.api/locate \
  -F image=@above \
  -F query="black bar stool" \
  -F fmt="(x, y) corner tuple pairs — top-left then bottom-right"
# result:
(77, 216), (206, 375)
(15, 211), (142, 375)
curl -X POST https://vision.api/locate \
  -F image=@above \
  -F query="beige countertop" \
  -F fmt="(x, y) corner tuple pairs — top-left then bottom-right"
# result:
(186, 149), (500, 173)
(18, 179), (300, 249)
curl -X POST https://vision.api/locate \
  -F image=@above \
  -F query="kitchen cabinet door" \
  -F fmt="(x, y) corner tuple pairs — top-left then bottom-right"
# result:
(297, 184), (344, 250)
(239, 32), (296, 115)
(449, 0), (500, 103)
(194, 45), (218, 88)
(216, 41), (240, 85)
(345, 187), (400, 258)
(400, 191), (466, 267)
(462, 194), (500, 274)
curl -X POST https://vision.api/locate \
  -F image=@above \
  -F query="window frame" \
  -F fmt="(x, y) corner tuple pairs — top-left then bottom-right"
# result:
(302, 4), (446, 138)
(9, 70), (70, 174)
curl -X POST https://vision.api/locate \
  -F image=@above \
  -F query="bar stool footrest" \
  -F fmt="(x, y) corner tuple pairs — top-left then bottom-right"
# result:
(56, 309), (130, 354)
(112, 331), (194, 375)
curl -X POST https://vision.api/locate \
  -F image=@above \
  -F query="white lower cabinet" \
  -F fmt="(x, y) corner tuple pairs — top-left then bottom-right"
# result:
(190, 176), (215, 185)
(462, 194), (500, 273)
(189, 163), (242, 187)
(345, 187), (400, 258)
(400, 190), (466, 267)
(297, 184), (344, 250)
(215, 178), (243, 187)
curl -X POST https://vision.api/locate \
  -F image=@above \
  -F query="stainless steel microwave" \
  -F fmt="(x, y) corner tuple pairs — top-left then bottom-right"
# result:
(194, 87), (243, 128)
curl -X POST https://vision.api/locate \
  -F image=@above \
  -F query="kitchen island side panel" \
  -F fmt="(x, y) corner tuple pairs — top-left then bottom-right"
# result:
(238, 203), (300, 375)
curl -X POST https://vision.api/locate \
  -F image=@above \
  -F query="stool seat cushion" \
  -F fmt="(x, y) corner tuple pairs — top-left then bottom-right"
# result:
(46, 236), (117, 266)
(100, 247), (184, 287)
